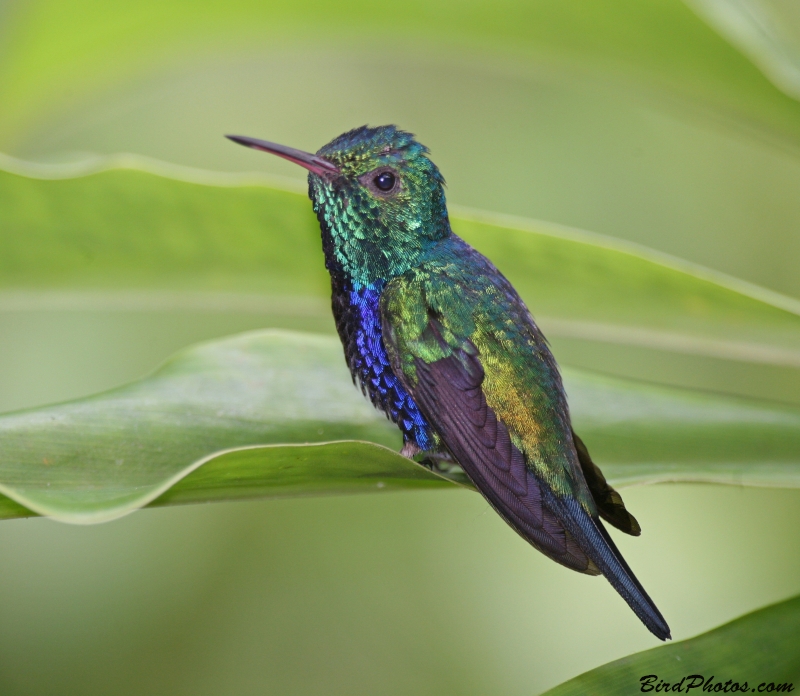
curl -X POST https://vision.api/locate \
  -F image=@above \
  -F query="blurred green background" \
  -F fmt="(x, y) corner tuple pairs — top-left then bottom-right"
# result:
(1, 0), (800, 694)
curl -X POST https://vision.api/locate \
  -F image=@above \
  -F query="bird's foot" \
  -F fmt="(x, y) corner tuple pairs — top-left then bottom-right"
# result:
(400, 441), (422, 459)
(401, 444), (463, 477)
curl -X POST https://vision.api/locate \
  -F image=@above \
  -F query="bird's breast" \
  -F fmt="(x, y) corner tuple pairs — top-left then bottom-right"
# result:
(329, 273), (433, 450)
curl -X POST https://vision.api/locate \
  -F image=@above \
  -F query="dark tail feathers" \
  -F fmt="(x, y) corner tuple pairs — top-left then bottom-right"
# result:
(546, 489), (671, 641)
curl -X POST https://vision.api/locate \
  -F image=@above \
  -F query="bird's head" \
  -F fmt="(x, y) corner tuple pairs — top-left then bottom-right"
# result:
(227, 125), (450, 286)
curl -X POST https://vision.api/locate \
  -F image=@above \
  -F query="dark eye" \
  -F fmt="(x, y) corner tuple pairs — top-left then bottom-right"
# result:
(374, 171), (396, 192)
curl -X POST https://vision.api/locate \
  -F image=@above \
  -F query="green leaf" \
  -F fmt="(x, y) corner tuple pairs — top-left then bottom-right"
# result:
(1, 162), (799, 523)
(685, 0), (800, 101)
(2, 160), (799, 363)
(6, 0), (800, 312)
(455, 209), (800, 368)
(0, 329), (797, 524)
(0, 330), (459, 524)
(543, 594), (800, 695)
(3, 160), (800, 406)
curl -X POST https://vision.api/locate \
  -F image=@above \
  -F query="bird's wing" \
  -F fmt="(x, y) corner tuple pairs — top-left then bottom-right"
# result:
(380, 260), (596, 572)
(380, 248), (669, 640)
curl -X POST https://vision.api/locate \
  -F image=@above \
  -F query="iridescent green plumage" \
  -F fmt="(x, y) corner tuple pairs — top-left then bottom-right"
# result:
(382, 238), (588, 501)
(309, 127), (449, 285)
(227, 125), (669, 641)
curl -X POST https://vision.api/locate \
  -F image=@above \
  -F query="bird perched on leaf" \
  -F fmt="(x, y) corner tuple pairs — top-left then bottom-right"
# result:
(227, 125), (670, 641)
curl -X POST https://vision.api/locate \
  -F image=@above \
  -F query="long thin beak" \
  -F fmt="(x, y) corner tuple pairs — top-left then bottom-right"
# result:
(225, 135), (339, 176)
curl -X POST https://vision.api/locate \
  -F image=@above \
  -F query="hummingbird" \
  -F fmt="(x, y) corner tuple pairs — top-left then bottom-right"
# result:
(227, 125), (670, 641)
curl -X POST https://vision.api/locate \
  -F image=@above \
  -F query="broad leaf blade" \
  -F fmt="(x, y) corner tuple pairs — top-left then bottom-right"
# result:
(568, 368), (800, 488)
(543, 594), (800, 696)
(0, 330), (797, 524)
(0, 330), (458, 523)
(686, 0), (800, 100)
(2, 163), (800, 523)
(150, 440), (460, 509)
(455, 211), (800, 368)
(2, 163), (799, 376)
